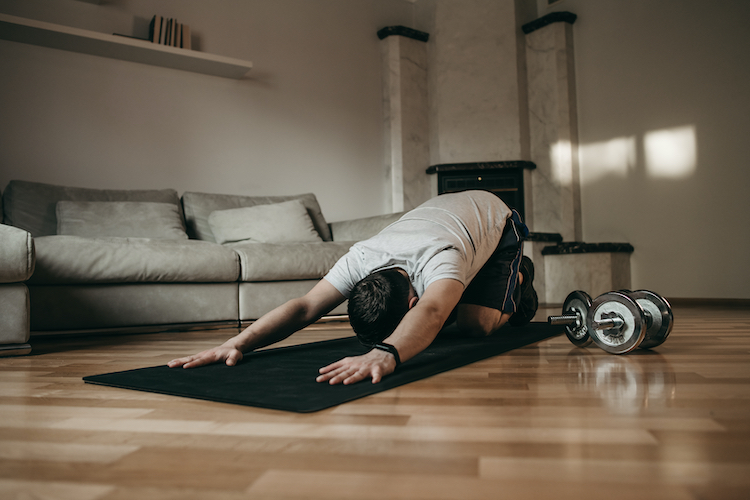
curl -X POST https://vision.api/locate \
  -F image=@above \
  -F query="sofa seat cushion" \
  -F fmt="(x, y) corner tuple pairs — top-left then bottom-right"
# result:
(29, 236), (240, 285)
(229, 241), (354, 282)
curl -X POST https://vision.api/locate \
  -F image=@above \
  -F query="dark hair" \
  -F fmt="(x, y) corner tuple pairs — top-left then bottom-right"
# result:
(348, 269), (411, 346)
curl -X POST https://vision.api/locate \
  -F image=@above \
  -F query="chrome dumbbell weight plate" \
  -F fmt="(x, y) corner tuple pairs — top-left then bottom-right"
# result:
(629, 290), (673, 349)
(587, 292), (646, 355)
(549, 291), (593, 347)
(563, 290), (594, 347)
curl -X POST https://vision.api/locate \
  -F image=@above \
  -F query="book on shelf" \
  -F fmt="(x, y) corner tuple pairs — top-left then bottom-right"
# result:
(149, 15), (192, 50)
(181, 24), (191, 50)
(149, 15), (162, 43)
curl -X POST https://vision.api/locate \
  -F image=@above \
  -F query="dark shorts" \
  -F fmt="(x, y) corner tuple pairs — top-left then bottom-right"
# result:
(458, 210), (527, 314)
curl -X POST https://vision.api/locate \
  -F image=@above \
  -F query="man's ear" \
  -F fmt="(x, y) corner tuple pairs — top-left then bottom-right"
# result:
(408, 296), (419, 310)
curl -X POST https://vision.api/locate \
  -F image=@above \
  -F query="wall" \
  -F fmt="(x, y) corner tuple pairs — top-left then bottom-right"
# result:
(0, 0), (414, 222)
(536, 0), (750, 299)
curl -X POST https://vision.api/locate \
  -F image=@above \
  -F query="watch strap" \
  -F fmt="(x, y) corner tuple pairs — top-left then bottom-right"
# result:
(373, 342), (401, 367)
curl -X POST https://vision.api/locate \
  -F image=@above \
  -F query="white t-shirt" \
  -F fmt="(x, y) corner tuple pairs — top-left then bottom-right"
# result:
(324, 190), (512, 299)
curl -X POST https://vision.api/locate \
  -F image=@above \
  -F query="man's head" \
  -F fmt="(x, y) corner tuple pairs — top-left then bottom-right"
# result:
(348, 268), (417, 346)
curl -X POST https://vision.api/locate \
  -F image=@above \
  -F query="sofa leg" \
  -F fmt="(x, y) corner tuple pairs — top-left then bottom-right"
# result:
(0, 343), (32, 357)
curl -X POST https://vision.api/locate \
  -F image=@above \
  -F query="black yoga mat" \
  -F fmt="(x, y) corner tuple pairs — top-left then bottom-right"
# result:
(84, 322), (561, 413)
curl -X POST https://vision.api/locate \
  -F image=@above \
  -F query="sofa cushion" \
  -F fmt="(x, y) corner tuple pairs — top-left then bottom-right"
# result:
(0, 224), (35, 283)
(28, 236), (240, 285)
(0, 284), (30, 344)
(182, 191), (332, 243)
(329, 212), (405, 242)
(230, 241), (354, 282)
(57, 201), (188, 240)
(2, 180), (183, 238)
(208, 200), (323, 245)
(29, 283), (239, 332)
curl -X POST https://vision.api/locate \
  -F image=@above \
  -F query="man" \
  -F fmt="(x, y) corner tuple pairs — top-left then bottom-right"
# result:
(168, 190), (538, 385)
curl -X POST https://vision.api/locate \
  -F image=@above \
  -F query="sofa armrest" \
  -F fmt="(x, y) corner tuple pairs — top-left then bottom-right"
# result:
(0, 224), (35, 283)
(329, 212), (405, 242)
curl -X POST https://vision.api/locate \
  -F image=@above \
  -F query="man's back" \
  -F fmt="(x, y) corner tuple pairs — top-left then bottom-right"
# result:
(325, 191), (513, 298)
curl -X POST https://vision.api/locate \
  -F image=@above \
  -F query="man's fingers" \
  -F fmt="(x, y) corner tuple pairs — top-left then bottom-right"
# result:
(316, 353), (393, 385)
(182, 357), (208, 369)
(343, 370), (367, 385)
(225, 350), (243, 366)
(175, 351), (217, 369)
(318, 358), (349, 374)
(168, 347), (243, 370)
(167, 354), (198, 367)
(316, 364), (349, 383)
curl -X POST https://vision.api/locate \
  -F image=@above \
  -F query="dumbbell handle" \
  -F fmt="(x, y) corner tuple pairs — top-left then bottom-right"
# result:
(550, 309), (652, 330)
(548, 314), (578, 326)
(549, 313), (626, 330)
(593, 316), (625, 330)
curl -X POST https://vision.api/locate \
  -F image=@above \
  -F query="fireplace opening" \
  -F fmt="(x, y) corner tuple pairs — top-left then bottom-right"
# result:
(426, 161), (535, 220)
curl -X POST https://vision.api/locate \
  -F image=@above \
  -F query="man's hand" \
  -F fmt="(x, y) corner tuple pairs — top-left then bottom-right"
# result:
(168, 280), (346, 370)
(316, 349), (397, 385)
(167, 344), (243, 369)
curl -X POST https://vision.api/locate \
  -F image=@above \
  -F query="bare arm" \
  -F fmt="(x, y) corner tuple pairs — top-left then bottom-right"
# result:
(316, 278), (464, 385)
(168, 279), (345, 369)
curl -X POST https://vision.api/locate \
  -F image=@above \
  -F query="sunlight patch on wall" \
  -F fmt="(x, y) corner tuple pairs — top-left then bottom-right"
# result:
(550, 140), (574, 186)
(578, 136), (637, 185)
(644, 126), (697, 179)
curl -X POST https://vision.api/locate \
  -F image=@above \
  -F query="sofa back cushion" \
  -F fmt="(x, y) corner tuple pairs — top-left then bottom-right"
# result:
(329, 212), (405, 242)
(182, 191), (332, 243)
(207, 200), (323, 244)
(57, 201), (188, 239)
(2, 180), (183, 238)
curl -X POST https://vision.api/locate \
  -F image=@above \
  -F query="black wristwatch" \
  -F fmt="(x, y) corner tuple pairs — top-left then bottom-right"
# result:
(373, 342), (401, 367)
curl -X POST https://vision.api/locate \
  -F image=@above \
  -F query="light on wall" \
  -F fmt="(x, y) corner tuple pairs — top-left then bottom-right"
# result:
(550, 140), (574, 186)
(644, 126), (697, 179)
(578, 136), (637, 184)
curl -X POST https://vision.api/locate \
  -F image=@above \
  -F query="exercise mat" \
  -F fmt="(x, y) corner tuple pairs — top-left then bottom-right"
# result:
(84, 322), (561, 413)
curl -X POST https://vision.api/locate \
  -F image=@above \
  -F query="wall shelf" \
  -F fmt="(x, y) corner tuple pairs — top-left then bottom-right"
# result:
(0, 13), (253, 79)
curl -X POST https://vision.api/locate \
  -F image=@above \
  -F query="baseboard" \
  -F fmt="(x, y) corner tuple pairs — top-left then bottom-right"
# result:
(30, 320), (240, 338)
(667, 298), (750, 308)
(240, 314), (351, 330)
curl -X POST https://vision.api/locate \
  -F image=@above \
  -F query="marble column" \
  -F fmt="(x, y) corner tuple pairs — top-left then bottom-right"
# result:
(425, 0), (529, 165)
(379, 27), (431, 212)
(525, 13), (582, 242)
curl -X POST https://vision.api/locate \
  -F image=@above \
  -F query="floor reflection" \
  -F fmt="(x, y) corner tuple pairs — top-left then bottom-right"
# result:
(566, 349), (676, 415)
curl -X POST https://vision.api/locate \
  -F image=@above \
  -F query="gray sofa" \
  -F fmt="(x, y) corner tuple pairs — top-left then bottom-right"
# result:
(0, 222), (34, 356)
(0, 180), (401, 353)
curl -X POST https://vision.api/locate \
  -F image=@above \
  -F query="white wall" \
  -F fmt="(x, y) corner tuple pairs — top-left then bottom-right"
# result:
(536, 0), (750, 299)
(0, 0), (414, 222)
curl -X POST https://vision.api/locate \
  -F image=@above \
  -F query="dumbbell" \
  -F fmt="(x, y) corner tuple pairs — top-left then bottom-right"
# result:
(549, 290), (594, 347)
(549, 289), (674, 354)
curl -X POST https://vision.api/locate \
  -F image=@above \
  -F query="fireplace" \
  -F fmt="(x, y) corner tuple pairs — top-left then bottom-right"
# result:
(426, 161), (535, 220)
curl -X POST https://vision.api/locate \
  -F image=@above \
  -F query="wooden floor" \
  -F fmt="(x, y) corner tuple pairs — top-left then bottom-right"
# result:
(2, 304), (750, 500)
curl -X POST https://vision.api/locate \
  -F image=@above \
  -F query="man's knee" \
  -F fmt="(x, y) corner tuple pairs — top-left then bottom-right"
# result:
(456, 311), (497, 337)
(455, 306), (511, 337)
